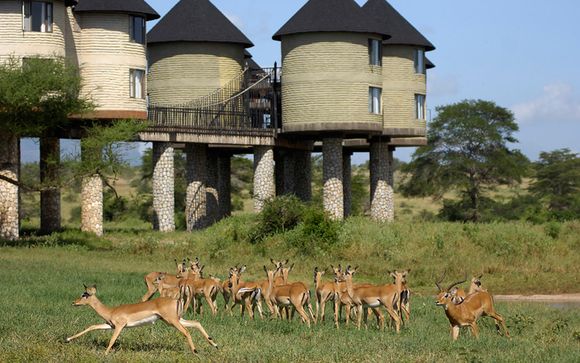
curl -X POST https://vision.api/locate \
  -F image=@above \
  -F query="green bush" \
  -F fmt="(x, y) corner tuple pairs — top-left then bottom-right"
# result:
(249, 195), (305, 243)
(295, 206), (341, 252)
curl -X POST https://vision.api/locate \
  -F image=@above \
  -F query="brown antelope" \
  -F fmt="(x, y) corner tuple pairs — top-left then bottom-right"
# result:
(154, 273), (181, 300)
(263, 266), (315, 327)
(450, 274), (487, 304)
(179, 265), (221, 316)
(341, 266), (403, 332)
(332, 265), (380, 329)
(435, 275), (510, 341)
(314, 266), (339, 323)
(66, 285), (218, 355)
(141, 259), (187, 301)
(227, 266), (264, 319)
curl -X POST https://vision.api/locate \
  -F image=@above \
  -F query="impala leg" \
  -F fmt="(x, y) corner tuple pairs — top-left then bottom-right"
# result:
(204, 293), (216, 316)
(307, 302), (316, 324)
(104, 323), (126, 355)
(180, 319), (219, 349)
(255, 299), (264, 319)
(293, 304), (311, 328)
(372, 308), (385, 331)
(315, 295), (321, 323)
(167, 319), (197, 354)
(488, 311), (510, 338)
(470, 322), (480, 338)
(66, 323), (112, 342)
(382, 302), (401, 333)
(451, 325), (460, 341)
(334, 299), (340, 329)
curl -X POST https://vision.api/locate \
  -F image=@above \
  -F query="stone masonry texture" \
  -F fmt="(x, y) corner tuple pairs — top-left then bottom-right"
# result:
(185, 143), (207, 231)
(370, 139), (394, 222)
(343, 152), (352, 218)
(254, 146), (275, 212)
(153, 142), (175, 232)
(323, 138), (344, 221)
(0, 132), (19, 240)
(81, 173), (103, 236)
(40, 137), (61, 233)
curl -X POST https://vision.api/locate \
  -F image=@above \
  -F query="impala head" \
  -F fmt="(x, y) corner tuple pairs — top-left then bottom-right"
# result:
(175, 259), (189, 278)
(435, 273), (467, 307)
(73, 284), (97, 306)
(331, 265), (345, 282)
(153, 273), (167, 286)
(344, 265), (358, 281)
(389, 270), (410, 286)
(471, 274), (483, 288)
(270, 258), (288, 270)
(313, 266), (328, 284)
(263, 265), (278, 283)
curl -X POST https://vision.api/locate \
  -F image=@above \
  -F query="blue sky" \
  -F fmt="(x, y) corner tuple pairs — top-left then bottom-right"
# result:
(21, 0), (580, 163)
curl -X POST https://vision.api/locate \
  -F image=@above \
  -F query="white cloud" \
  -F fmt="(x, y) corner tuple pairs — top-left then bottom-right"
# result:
(512, 82), (580, 124)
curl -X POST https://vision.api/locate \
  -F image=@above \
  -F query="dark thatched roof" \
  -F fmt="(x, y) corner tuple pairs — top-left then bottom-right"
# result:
(362, 0), (434, 51)
(273, 0), (390, 41)
(425, 57), (435, 69)
(74, 0), (159, 20)
(147, 0), (253, 47)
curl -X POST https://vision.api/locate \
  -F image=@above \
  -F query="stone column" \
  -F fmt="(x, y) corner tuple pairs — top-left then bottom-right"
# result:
(80, 141), (103, 236)
(370, 139), (394, 222)
(152, 142), (175, 232)
(295, 150), (312, 202)
(217, 154), (232, 220)
(323, 138), (343, 221)
(0, 133), (20, 240)
(40, 137), (61, 233)
(283, 150), (296, 195)
(185, 144), (207, 231)
(274, 150), (284, 196)
(206, 153), (219, 225)
(343, 151), (352, 218)
(253, 146), (275, 212)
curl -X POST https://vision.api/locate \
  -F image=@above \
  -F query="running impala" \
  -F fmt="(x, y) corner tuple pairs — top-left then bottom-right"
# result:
(66, 284), (218, 355)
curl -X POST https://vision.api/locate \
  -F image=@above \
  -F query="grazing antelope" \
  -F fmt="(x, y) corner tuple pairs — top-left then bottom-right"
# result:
(341, 266), (402, 332)
(141, 259), (187, 301)
(435, 275), (510, 341)
(263, 266), (315, 327)
(228, 266), (264, 319)
(66, 285), (218, 355)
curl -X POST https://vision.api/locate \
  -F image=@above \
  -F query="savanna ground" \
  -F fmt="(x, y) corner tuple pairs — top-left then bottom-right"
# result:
(1, 217), (579, 362)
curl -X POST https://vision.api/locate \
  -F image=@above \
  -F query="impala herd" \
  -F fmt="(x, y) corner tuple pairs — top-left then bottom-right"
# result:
(66, 258), (510, 355)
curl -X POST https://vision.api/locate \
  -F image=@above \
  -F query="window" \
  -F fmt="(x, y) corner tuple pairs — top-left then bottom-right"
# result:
(415, 94), (426, 120)
(369, 87), (382, 114)
(129, 15), (146, 44)
(130, 69), (145, 99)
(414, 49), (425, 74)
(23, 1), (53, 33)
(368, 39), (382, 66)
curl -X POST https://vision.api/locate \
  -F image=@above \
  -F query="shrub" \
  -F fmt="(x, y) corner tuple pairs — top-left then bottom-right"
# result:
(544, 221), (561, 239)
(249, 196), (305, 243)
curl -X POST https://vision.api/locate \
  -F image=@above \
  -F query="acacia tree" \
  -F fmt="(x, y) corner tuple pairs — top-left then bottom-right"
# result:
(400, 99), (529, 222)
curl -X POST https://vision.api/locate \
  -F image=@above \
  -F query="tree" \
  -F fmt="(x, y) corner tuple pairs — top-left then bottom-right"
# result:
(400, 100), (529, 222)
(530, 149), (580, 220)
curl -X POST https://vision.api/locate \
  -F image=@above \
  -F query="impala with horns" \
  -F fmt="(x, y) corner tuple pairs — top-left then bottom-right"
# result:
(263, 266), (315, 327)
(141, 259), (188, 301)
(435, 274), (510, 341)
(66, 285), (218, 355)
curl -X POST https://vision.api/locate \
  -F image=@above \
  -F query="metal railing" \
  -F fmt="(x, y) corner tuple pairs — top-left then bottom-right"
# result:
(147, 64), (282, 137)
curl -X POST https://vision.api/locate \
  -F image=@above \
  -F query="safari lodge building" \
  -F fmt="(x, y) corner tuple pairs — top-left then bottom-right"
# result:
(0, 0), (435, 240)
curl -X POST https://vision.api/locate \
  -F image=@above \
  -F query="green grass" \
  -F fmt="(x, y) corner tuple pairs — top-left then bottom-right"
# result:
(1, 218), (579, 362)
(0, 246), (578, 362)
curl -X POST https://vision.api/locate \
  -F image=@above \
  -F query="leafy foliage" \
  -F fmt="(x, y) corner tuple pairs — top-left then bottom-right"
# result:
(401, 100), (529, 221)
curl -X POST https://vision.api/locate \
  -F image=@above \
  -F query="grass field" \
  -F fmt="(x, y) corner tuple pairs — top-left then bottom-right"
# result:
(1, 217), (579, 362)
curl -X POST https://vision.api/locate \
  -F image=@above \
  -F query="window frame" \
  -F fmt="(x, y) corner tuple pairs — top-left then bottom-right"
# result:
(414, 48), (425, 74)
(129, 15), (146, 45)
(130, 69), (146, 99)
(23, 1), (53, 33)
(368, 39), (382, 66)
(369, 87), (382, 115)
(415, 94), (426, 120)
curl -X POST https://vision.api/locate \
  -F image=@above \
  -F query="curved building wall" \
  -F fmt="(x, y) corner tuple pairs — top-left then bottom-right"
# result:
(0, 0), (66, 61)
(148, 42), (244, 105)
(382, 45), (427, 136)
(280, 32), (383, 135)
(75, 13), (148, 118)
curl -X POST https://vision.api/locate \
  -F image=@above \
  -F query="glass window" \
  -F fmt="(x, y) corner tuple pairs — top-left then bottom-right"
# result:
(130, 16), (146, 44)
(415, 94), (426, 120)
(368, 39), (382, 66)
(369, 87), (382, 114)
(414, 49), (425, 74)
(23, 1), (53, 33)
(130, 69), (145, 99)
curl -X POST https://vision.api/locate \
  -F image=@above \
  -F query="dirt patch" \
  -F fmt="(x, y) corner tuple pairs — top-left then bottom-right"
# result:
(495, 293), (580, 303)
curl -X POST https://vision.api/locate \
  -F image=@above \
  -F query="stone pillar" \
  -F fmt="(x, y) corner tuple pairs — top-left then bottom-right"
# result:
(323, 138), (343, 221)
(152, 142), (175, 232)
(275, 150), (284, 196)
(370, 139), (394, 222)
(80, 141), (103, 236)
(343, 151), (352, 218)
(40, 137), (61, 233)
(217, 154), (232, 220)
(283, 150), (296, 195)
(253, 146), (275, 212)
(0, 133), (20, 240)
(206, 153), (219, 225)
(185, 144), (207, 231)
(295, 150), (312, 202)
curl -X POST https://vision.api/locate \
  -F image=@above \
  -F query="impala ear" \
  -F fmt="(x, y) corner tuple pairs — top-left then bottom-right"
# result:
(284, 259), (289, 265)
(314, 266), (318, 273)
(270, 258), (276, 264)
(83, 283), (88, 290)
(240, 265), (246, 273)
(263, 265), (268, 273)
(289, 263), (294, 272)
